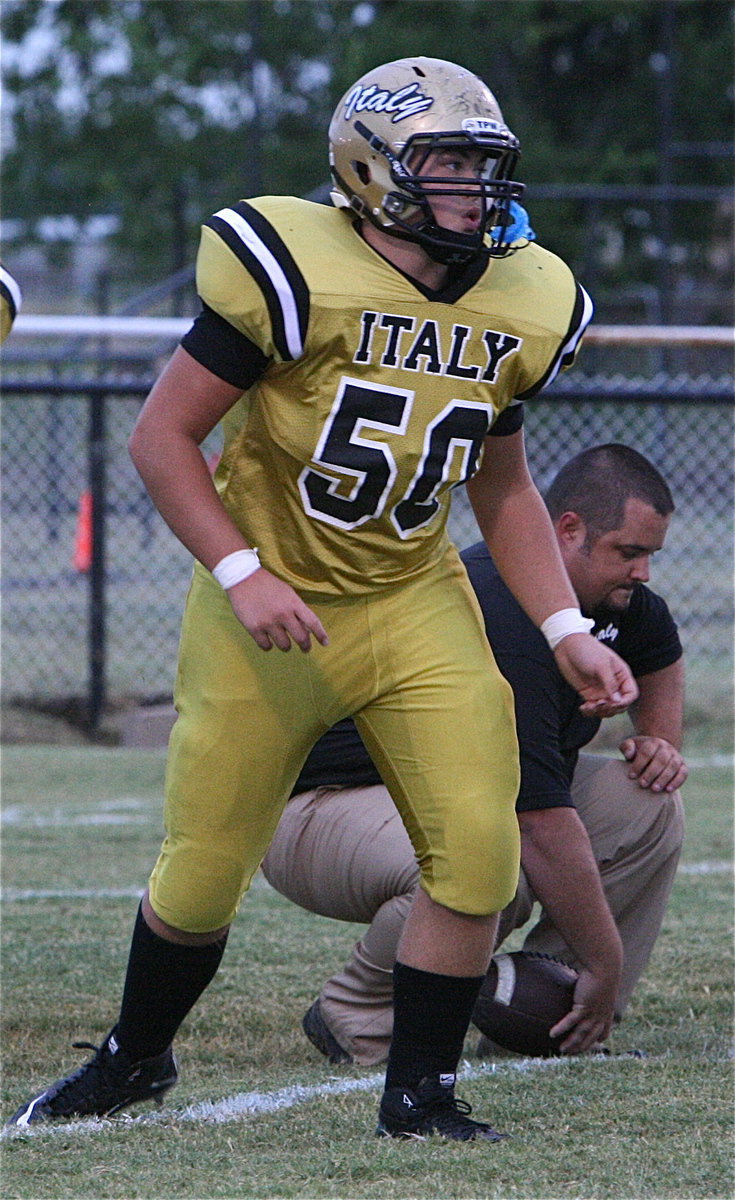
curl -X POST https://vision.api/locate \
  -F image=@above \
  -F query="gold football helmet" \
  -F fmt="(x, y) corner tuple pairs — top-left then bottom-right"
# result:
(329, 56), (524, 265)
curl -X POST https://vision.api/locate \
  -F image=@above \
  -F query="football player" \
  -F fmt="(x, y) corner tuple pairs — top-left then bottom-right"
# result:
(261, 444), (687, 1066)
(0, 263), (22, 344)
(7, 57), (637, 1141)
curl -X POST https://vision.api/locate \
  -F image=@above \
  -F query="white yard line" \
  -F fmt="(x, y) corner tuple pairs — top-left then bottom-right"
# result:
(676, 860), (733, 875)
(1, 797), (152, 826)
(0, 1053), (642, 1141)
(2, 875), (273, 903)
(3, 858), (730, 904)
(685, 754), (734, 768)
(1, 751), (732, 830)
(3, 887), (147, 901)
(2, 749), (731, 833)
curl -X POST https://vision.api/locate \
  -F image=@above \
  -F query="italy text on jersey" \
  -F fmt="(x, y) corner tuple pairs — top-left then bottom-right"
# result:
(353, 311), (522, 382)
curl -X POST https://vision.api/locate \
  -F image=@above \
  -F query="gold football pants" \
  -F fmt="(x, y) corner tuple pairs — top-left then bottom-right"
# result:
(148, 546), (520, 932)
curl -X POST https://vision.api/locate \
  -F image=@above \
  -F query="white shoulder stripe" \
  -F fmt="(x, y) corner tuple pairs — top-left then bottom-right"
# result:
(213, 207), (303, 360)
(0, 265), (22, 314)
(544, 284), (594, 390)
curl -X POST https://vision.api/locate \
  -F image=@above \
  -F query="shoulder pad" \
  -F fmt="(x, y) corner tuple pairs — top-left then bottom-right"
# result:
(197, 199), (310, 361)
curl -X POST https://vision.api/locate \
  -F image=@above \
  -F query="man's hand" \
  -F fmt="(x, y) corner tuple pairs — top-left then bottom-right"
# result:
(227, 569), (329, 653)
(519, 807), (623, 1055)
(553, 634), (638, 717)
(619, 735), (688, 793)
(549, 964), (619, 1054)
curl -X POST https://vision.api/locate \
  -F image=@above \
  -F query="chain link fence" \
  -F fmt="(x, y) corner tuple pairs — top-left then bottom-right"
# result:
(2, 336), (732, 736)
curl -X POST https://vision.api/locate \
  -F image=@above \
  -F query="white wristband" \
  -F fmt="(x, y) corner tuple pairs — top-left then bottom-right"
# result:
(212, 548), (261, 589)
(540, 607), (595, 651)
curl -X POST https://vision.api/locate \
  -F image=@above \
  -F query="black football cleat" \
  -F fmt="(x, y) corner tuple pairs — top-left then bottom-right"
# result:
(5, 1029), (178, 1128)
(376, 1074), (505, 1142)
(302, 999), (353, 1065)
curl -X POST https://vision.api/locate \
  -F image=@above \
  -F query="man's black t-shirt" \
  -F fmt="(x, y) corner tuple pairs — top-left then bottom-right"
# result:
(292, 541), (682, 810)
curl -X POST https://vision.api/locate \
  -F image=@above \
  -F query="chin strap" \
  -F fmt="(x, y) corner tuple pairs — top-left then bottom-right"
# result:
(423, 200), (535, 266)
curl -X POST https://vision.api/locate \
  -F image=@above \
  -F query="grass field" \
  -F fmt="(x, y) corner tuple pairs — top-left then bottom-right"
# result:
(1, 741), (733, 1200)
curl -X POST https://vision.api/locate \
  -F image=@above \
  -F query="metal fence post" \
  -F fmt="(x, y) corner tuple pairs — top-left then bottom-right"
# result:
(88, 390), (107, 730)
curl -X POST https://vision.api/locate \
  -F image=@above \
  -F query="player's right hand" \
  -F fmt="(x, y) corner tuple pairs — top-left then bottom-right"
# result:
(226, 569), (329, 653)
(554, 634), (638, 717)
(549, 963), (619, 1055)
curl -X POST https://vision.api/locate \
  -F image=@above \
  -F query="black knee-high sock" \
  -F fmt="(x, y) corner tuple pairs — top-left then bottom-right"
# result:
(114, 904), (228, 1060)
(384, 961), (484, 1091)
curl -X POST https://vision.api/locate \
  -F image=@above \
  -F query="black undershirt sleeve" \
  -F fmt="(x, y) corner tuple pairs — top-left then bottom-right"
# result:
(488, 402), (524, 437)
(180, 303), (270, 390)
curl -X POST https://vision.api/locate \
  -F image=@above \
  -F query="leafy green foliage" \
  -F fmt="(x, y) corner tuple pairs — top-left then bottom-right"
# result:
(2, 0), (732, 298)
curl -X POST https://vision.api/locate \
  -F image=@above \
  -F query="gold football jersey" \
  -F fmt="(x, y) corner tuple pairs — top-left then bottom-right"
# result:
(195, 197), (591, 596)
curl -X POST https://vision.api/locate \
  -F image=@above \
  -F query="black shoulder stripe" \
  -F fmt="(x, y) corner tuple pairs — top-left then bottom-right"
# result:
(515, 283), (593, 401)
(205, 201), (310, 361)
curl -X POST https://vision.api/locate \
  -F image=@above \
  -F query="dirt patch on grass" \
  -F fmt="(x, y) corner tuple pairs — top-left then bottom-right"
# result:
(1, 699), (175, 747)
(1, 704), (92, 745)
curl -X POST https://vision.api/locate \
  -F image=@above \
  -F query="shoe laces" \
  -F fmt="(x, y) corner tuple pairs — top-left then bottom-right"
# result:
(38, 1041), (106, 1106)
(426, 1092), (474, 1125)
(419, 1087), (502, 1139)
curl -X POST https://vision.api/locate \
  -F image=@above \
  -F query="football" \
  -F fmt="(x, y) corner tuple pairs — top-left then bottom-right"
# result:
(471, 951), (579, 1057)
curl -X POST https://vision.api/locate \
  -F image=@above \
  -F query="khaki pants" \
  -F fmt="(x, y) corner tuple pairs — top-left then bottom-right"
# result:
(261, 753), (684, 1065)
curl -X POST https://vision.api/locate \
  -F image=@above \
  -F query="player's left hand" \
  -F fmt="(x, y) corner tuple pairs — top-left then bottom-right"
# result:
(619, 735), (688, 793)
(553, 634), (638, 717)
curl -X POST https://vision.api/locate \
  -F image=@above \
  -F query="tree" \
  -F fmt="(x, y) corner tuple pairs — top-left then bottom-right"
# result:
(1, 0), (351, 282)
(2, 0), (731, 318)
